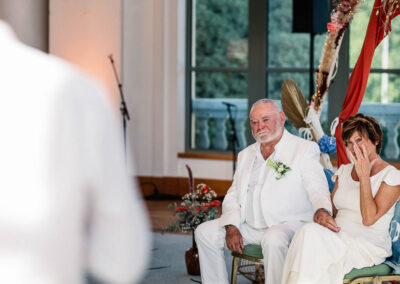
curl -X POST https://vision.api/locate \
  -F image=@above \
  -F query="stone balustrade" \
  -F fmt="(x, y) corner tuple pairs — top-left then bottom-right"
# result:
(192, 98), (400, 159)
(359, 103), (400, 159)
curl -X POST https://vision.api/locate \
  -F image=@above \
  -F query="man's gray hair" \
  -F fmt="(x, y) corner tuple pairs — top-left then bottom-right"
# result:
(249, 98), (281, 115)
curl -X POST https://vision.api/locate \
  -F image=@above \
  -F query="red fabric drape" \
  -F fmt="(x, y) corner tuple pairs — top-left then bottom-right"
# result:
(335, 0), (400, 166)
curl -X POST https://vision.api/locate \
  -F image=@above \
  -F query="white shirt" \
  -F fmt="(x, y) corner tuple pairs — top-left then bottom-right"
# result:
(220, 130), (331, 229)
(244, 146), (276, 229)
(0, 21), (150, 284)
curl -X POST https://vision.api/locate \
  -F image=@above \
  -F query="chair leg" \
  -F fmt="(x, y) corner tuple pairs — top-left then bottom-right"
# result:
(231, 256), (239, 284)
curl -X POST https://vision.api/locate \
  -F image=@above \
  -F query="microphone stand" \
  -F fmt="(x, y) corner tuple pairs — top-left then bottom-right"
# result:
(223, 103), (239, 174)
(108, 54), (130, 158)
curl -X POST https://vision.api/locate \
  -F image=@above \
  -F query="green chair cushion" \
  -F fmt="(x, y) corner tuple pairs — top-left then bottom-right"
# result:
(237, 245), (392, 280)
(344, 263), (392, 279)
(241, 244), (263, 259)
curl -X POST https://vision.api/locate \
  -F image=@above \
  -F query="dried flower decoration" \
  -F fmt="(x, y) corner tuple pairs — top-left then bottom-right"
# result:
(312, 0), (363, 115)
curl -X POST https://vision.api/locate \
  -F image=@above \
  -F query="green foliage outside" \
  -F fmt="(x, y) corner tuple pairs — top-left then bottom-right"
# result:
(194, 0), (248, 99)
(192, 0), (400, 151)
(350, 0), (400, 103)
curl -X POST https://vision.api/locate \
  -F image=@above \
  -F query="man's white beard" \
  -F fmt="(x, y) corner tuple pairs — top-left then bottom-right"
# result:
(253, 127), (281, 144)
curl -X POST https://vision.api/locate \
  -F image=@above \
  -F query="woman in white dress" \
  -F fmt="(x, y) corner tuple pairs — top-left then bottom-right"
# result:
(281, 114), (400, 284)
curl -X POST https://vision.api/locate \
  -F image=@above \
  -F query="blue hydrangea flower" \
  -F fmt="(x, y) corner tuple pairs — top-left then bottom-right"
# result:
(318, 135), (337, 154)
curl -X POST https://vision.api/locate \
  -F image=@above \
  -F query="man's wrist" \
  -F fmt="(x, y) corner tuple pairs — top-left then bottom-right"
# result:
(224, 224), (234, 231)
(316, 208), (332, 216)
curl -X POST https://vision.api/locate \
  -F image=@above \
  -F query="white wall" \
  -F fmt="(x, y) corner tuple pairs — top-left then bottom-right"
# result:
(0, 0), (48, 51)
(49, 0), (233, 180)
(122, 0), (160, 176)
(122, 0), (233, 180)
(49, 0), (121, 104)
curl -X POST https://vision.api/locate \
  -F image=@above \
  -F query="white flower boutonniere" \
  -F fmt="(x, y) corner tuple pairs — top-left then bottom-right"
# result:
(267, 159), (291, 180)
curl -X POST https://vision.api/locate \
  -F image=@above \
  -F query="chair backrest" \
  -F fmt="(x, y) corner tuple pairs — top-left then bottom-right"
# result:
(324, 168), (335, 193)
(385, 200), (400, 274)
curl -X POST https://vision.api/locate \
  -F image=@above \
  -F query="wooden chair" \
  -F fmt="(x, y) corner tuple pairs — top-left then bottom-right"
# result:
(230, 171), (400, 283)
(230, 244), (400, 284)
(343, 264), (400, 284)
(231, 244), (264, 284)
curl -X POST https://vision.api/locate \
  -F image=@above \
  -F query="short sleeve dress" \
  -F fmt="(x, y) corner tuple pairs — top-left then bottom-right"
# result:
(281, 164), (400, 284)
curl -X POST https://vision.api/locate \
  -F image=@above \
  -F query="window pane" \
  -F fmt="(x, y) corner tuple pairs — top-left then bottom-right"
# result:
(389, 17), (400, 69)
(314, 34), (326, 67)
(388, 74), (400, 102)
(363, 73), (382, 102)
(349, 2), (400, 160)
(267, 72), (309, 100)
(268, 0), (310, 68)
(360, 73), (400, 103)
(352, 105), (391, 159)
(194, 71), (247, 99)
(358, 97), (400, 159)
(349, 1), (400, 69)
(194, 0), (248, 68)
(193, 117), (248, 151)
(350, 1), (373, 67)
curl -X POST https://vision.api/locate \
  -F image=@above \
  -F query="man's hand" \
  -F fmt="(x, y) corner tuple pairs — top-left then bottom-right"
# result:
(314, 209), (340, 232)
(225, 226), (244, 254)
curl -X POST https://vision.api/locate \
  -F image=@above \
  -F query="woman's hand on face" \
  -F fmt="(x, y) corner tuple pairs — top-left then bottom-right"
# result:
(348, 143), (378, 179)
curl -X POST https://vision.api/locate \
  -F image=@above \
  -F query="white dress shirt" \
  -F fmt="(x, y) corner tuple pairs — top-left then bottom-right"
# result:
(244, 145), (277, 229)
(220, 130), (332, 229)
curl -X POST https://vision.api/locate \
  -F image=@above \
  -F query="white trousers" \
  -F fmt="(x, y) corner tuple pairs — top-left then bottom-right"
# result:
(195, 219), (305, 284)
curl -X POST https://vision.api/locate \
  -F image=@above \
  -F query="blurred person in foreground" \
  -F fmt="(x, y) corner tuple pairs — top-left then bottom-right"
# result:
(0, 20), (150, 284)
(195, 99), (332, 284)
(282, 114), (400, 284)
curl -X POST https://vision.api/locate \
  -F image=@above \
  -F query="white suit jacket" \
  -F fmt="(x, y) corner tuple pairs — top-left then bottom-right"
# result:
(219, 130), (332, 228)
(0, 21), (150, 284)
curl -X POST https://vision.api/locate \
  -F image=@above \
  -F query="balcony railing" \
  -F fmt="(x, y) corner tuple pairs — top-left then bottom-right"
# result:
(192, 98), (400, 159)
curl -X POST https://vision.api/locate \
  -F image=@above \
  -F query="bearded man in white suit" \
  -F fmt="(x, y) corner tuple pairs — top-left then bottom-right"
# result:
(195, 99), (333, 284)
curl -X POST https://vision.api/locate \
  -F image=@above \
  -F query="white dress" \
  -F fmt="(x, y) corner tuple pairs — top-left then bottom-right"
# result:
(281, 163), (400, 284)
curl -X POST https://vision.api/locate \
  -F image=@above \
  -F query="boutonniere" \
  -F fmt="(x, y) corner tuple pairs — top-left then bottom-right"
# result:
(267, 159), (291, 180)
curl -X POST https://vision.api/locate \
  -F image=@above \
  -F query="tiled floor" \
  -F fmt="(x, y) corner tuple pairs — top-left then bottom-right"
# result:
(142, 200), (249, 284)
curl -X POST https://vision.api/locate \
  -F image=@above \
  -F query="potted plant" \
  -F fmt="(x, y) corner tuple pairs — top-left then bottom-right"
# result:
(165, 165), (221, 275)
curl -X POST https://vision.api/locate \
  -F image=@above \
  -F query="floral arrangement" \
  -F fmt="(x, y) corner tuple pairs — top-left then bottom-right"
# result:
(165, 165), (221, 233)
(267, 159), (292, 180)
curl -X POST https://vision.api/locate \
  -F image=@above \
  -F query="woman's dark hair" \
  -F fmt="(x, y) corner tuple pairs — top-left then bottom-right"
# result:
(342, 113), (383, 154)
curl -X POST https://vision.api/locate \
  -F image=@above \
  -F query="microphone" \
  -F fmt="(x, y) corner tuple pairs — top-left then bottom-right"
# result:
(108, 54), (114, 63)
(222, 101), (237, 108)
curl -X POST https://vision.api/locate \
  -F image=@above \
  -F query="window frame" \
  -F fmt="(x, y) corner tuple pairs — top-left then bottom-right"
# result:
(185, 0), (400, 154)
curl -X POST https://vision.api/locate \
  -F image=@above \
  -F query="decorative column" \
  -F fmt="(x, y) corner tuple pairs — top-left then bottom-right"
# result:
(235, 111), (248, 150)
(0, 0), (49, 52)
(194, 112), (210, 150)
(213, 114), (228, 150)
(384, 118), (400, 159)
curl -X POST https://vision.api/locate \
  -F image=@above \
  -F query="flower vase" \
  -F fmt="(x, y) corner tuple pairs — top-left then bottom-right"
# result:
(185, 231), (200, 275)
